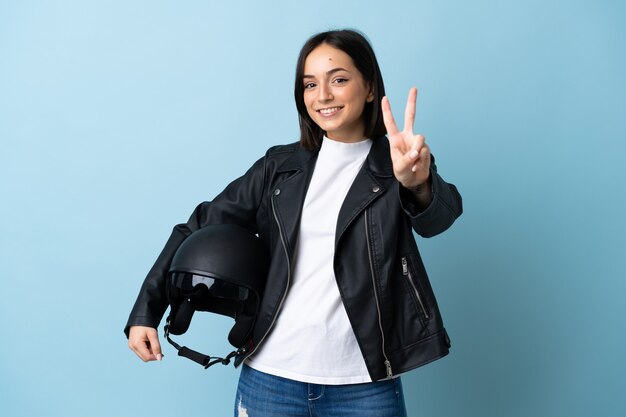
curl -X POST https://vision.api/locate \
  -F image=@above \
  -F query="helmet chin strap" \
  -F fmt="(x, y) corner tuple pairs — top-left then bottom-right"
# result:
(164, 319), (246, 369)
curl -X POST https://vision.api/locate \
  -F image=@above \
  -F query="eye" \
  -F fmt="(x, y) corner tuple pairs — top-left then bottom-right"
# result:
(333, 77), (348, 84)
(304, 82), (316, 89)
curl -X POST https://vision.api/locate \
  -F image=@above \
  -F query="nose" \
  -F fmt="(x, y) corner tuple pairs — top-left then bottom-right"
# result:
(317, 84), (333, 102)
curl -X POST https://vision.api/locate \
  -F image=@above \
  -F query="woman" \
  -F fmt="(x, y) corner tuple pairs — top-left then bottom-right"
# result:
(126, 29), (462, 416)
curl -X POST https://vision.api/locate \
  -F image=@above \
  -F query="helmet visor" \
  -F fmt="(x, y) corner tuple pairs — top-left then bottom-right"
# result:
(171, 272), (250, 301)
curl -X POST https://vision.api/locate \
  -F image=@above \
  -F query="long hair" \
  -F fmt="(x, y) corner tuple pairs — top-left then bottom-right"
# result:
(294, 29), (387, 150)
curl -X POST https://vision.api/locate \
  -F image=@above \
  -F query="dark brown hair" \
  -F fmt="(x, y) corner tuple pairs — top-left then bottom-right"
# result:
(294, 29), (387, 150)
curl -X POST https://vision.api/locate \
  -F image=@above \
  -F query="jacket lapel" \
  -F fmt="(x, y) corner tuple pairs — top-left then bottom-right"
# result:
(271, 144), (318, 258)
(335, 136), (394, 246)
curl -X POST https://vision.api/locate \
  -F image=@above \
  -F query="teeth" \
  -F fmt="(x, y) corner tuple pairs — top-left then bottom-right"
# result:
(319, 107), (341, 115)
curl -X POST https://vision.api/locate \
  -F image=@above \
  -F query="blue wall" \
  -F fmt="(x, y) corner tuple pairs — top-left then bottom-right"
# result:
(1, 1), (624, 416)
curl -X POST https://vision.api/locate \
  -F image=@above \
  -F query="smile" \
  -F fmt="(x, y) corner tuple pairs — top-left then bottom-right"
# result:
(317, 106), (343, 117)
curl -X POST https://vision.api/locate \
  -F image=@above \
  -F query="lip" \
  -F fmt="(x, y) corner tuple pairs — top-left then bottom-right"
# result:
(316, 106), (343, 117)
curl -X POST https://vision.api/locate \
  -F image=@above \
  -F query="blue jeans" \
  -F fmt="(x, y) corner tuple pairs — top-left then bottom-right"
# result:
(234, 364), (407, 417)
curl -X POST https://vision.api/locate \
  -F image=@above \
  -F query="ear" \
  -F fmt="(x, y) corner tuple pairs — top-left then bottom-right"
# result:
(366, 82), (375, 103)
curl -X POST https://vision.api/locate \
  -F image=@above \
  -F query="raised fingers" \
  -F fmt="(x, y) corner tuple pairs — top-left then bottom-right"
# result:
(381, 96), (399, 136)
(404, 87), (418, 133)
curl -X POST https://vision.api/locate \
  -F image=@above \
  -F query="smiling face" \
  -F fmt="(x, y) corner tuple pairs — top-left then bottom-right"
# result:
(302, 43), (374, 143)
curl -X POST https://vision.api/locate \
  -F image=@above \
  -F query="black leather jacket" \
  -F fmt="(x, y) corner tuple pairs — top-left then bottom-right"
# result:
(125, 136), (462, 381)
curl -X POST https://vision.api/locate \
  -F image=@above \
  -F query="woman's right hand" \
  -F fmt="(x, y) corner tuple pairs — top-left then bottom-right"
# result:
(128, 325), (163, 362)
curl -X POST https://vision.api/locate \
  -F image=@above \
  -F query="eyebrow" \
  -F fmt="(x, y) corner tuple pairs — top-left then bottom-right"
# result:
(303, 67), (350, 79)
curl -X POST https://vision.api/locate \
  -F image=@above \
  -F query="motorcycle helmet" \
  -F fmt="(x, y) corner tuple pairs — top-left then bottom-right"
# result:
(164, 223), (269, 368)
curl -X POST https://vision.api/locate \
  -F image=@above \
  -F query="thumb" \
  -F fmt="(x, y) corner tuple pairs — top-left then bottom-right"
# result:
(147, 329), (163, 361)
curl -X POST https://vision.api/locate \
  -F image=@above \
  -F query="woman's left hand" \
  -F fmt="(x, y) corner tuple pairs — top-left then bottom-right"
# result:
(381, 87), (431, 188)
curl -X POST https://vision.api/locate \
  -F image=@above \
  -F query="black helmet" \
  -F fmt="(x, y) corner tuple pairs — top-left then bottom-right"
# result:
(164, 224), (269, 368)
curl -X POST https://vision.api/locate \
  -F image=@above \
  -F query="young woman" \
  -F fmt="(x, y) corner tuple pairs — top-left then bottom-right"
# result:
(126, 29), (462, 417)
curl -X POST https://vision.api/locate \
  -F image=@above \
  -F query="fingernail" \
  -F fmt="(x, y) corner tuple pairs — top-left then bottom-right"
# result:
(410, 150), (418, 159)
(156, 353), (163, 361)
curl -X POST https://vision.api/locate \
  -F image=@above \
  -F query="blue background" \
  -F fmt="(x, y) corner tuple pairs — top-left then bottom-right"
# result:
(1, 1), (625, 416)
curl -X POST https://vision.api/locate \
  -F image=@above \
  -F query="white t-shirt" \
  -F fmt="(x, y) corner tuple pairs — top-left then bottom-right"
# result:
(246, 136), (373, 384)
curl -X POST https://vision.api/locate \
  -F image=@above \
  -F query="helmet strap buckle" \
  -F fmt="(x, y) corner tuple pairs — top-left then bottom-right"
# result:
(163, 319), (244, 369)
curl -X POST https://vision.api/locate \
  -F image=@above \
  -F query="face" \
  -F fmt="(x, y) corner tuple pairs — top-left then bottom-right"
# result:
(302, 43), (374, 143)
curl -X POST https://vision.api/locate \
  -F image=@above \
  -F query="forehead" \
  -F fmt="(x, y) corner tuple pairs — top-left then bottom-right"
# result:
(304, 43), (356, 75)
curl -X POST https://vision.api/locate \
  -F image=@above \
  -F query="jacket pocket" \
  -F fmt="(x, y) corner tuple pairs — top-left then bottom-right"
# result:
(401, 256), (430, 323)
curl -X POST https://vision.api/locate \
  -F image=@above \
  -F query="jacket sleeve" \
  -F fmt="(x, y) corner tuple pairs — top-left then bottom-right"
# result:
(398, 155), (463, 238)
(123, 154), (268, 337)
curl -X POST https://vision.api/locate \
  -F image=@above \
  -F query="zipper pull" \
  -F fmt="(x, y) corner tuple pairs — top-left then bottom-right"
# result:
(385, 360), (393, 378)
(401, 257), (408, 275)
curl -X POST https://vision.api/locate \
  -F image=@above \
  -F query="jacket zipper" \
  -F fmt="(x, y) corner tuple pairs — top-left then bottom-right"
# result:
(401, 257), (430, 320)
(364, 209), (393, 378)
(244, 192), (291, 360)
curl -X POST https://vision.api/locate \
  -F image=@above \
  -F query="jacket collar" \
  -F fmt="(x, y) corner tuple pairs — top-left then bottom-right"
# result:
(276, 142), (318, 173)
(364, 135), (394, 178)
